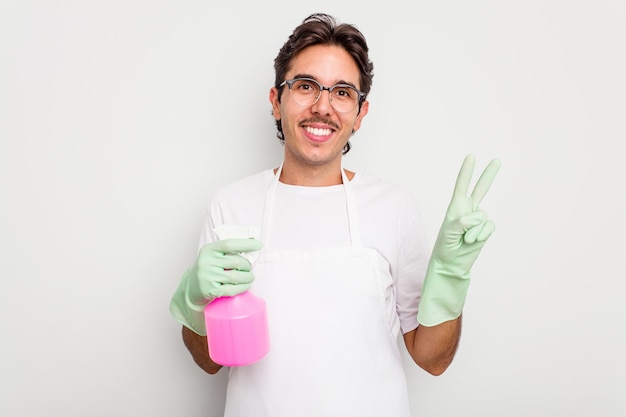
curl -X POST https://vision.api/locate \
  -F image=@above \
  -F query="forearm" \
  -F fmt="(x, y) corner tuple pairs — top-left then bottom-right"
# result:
(181, 326), (223, 375)
(403, 316), (462, 376)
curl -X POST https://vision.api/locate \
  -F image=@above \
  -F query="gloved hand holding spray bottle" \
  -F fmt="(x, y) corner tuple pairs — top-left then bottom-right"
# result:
(170, 226), (269, 366)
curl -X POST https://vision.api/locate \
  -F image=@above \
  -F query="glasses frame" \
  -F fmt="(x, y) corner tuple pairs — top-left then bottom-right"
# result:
(279, 77), (366, 113)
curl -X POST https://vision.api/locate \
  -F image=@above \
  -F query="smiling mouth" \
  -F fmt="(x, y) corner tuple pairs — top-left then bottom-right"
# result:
(304, 126), (333, 136)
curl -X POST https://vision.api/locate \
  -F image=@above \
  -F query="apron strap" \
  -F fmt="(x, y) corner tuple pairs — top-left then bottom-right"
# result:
(340, 167), (362, 248)
(260, 165), (281, 248)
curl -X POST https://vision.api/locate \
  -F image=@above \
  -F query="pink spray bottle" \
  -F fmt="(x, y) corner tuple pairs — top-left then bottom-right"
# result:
(203, 226), (269, 366)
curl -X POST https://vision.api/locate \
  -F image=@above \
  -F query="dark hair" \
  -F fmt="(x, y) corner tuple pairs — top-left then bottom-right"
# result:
(273, 13), (374, 154)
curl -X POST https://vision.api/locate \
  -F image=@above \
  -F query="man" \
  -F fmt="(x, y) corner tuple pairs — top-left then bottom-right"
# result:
(170, 13), (500, 417)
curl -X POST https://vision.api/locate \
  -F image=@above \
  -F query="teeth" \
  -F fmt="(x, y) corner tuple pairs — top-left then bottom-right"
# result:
(305, 126), (332, 136)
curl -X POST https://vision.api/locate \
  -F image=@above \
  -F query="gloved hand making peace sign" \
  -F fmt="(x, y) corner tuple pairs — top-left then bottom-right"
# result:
(417, 155), (501, 327)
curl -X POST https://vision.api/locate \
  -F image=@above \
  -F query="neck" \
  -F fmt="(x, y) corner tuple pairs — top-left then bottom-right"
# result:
(275, 160), (354, 186)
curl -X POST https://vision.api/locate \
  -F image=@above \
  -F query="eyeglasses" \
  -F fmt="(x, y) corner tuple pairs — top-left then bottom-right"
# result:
(279, 78), (366, 113)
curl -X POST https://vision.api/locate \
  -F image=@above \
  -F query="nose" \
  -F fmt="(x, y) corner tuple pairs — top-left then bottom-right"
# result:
(311, 88), (334, 115)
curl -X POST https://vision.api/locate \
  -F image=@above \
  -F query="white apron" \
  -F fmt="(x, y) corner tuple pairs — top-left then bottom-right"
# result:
(223, 166), (411, 417)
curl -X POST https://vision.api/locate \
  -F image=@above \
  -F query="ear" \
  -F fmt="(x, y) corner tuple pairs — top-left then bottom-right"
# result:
(352, 100), (369, 133)
(269, 87), (281, 120)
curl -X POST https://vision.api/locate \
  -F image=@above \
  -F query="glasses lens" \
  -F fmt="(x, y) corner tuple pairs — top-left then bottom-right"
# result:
(288, 79), (360, 112)
(329, 85), (359, 112)
(289, 79), (320, 107)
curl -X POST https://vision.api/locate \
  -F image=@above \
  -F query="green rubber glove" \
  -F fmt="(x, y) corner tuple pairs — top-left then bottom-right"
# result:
(417, 155), (501, 327)
(169, 238), (263, 335)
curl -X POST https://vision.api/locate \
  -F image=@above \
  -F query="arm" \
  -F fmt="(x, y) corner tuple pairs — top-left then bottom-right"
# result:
(181, 326), (223, 374)
(405, 156), (500, 374)
(403, 317), (461, 376)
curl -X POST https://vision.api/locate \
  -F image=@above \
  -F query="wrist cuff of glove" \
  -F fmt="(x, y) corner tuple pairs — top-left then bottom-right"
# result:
(169, 269), (212, 336)
(416, 266), (471, 327)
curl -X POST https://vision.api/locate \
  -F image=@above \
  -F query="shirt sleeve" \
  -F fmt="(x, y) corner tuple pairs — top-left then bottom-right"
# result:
(197, 210), (215, 252)
(395, 202), (430, 334)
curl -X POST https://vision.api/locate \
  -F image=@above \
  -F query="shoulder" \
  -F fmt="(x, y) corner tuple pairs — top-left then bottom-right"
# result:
(203, 169), (274, 237)
(351, 172), (425, 239)
(351, 172), (419, 210)
(210, 169), (275, 205)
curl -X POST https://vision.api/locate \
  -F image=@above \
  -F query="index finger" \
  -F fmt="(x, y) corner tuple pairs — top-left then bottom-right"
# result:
(452, 154), (477, 199)
(470, 158), (501, 209)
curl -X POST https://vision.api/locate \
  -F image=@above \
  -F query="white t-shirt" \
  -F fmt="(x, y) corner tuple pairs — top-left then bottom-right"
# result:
(198, 168), (429, 334)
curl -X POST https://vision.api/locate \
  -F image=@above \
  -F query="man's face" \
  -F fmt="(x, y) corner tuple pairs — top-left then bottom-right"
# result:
(270, 44), (369, 172)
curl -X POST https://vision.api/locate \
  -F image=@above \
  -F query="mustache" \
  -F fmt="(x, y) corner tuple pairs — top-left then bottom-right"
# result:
(300, 117), (340, 130)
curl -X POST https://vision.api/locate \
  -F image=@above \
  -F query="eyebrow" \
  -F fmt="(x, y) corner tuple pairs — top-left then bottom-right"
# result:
(292, 73), (359, 90)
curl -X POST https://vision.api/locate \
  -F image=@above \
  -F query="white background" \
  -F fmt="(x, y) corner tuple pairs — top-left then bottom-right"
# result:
(1, 1), (625, 416)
